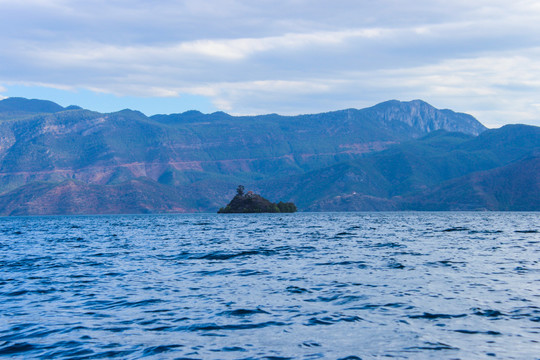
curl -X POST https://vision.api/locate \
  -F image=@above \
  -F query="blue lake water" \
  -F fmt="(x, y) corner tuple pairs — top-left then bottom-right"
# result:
(0, 212), (539, 359)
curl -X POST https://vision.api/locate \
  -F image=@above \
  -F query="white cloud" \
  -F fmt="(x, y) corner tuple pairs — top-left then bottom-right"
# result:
(20, 26), (388, 67)
(173, 28), (385, 60)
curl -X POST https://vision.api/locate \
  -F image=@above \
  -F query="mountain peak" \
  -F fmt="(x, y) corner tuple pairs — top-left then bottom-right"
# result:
(113, 109), (147, 117)
(0, 97), (65, 113)
(368, 99), (486, 136)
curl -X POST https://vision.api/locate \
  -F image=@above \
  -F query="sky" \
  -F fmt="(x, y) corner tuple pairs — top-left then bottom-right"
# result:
(1, 0), (540, 128)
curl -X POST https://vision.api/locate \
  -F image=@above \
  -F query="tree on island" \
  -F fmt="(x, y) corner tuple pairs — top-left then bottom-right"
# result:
(218, 186), (297, 213)
(236, 185), (245, 196)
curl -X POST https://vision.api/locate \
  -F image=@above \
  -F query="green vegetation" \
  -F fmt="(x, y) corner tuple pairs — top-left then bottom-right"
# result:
(218, 186), (297, 213)
(0, 97), (537, 214)
(277, 201), (297, 213)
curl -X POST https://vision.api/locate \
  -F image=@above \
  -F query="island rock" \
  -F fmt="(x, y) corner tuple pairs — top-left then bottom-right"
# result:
(218, 186), (297, 213)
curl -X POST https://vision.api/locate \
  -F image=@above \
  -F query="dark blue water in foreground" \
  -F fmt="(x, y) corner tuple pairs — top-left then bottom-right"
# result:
(0, 212), (539, 359)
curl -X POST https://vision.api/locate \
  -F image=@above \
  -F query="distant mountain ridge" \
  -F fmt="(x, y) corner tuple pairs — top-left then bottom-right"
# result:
(149, 99), (485, 135)
(0, 97), (66, 114)
(0, 96), (535, 214)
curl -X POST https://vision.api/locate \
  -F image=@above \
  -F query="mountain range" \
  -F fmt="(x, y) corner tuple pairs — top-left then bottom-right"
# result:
(0, 97), (537, 215)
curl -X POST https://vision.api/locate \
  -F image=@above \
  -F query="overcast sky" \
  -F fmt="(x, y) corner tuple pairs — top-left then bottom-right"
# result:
(1, 0), (540, 127)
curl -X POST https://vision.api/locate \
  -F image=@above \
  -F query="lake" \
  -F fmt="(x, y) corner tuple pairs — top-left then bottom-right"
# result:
(0, 212), (539, 359)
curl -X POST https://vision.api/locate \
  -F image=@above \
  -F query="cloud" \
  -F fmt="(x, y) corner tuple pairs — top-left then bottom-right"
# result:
(172, 28), (385, 60)
(1, 1), (540, 126)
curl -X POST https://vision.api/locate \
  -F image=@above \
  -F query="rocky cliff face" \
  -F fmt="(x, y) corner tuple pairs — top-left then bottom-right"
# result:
(367, 100), (486, 135)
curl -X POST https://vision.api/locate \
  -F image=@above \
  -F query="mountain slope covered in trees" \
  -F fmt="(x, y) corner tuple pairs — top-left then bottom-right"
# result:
(0, 97), (536, 214)
(284, 125), (539, 211)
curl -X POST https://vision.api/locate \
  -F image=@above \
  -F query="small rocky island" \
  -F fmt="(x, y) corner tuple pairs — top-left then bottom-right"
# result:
(218, 186), (297, 213)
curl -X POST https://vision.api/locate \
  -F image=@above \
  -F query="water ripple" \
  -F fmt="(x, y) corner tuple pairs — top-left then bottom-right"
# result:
(0, 212), (538, 359)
